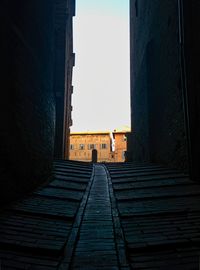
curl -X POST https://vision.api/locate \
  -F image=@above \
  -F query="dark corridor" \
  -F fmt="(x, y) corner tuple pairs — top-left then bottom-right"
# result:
(1, 0), (200, 269)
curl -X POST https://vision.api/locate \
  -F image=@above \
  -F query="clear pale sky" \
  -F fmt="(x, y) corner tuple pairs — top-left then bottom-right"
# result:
(71, 0), (130, 132)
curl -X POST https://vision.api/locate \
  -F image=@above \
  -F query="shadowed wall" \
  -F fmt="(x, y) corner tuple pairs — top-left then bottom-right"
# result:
(0, 0), (75, 204)
(130, 0), (189, 171)
(0, 1), (56, 204)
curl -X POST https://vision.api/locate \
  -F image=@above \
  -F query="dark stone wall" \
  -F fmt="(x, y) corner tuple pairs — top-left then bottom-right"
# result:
(0, 1), (56, 204)
(130, 0), (189, 171)
(54, 0), (75, 159)
(182, 0), (200, 180)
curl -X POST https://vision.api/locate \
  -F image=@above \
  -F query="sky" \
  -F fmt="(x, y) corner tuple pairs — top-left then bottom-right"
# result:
(71, 0), (130, 132)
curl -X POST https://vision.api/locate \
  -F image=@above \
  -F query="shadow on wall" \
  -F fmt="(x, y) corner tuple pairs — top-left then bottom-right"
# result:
(130, 0), (189, 172)
(0, 0), (56, 205)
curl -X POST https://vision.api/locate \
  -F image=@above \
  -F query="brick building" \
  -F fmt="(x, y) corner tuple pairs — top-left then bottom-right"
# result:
(69, 131), (112, 162)
(113, 131), (128, 162)
(129, 0), (200, 181)
(129, 0), (189, 169)
(69, 129), (130, 163)
(54, 0), (75, 159)
(0, 0), (75, 204)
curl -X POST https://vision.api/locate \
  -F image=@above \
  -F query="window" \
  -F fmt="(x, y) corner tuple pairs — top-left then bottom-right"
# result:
(135, 0), (138, 17)
(122, 151), (126, 160)
(101, 144), (107, 149)
(88, 144), (96, 150)
(123, 135), (127, 142)
(70, 144), (74, 150)
(79, 144), (85, 150)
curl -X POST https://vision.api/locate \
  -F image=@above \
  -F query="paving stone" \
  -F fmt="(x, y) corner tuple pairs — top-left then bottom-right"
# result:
(113, 177), (190, 190)
(106, 163), (200, 269)
(71, 165), (119, 270)
(49, 180), (86, 191)
(34, 187), (83, 201)
(0, 160), (92, 269)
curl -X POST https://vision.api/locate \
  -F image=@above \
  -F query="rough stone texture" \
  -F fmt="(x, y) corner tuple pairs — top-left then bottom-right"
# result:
(71, 165), (119, 269)
(182, 0), (200, 180)
(54, 0), (75, 159)
(0, 161), (92, 269)
(0, 1), (56, 204)
(130, 0), (189, 171)
(106, 162), (200, 269)
(0, 0), (75, 204)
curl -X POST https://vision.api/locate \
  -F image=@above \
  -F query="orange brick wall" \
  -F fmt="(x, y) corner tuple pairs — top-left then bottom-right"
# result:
(69, 133), (112, 162)
(69, 131), (129, 163)
(113, 133), (127, 162)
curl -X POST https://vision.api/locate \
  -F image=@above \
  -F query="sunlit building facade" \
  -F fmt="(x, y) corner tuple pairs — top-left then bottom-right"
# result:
(69, 129), (130, 162)
(69, 131), (112, 162)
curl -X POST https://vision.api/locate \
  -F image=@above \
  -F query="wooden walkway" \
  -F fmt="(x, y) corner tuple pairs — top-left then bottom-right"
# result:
(0, 161), (200, 269)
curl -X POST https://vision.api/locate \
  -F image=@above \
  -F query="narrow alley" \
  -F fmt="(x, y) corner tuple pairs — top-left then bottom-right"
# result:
(0, 160), (199, 269)
(1, 1), (200, 269)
